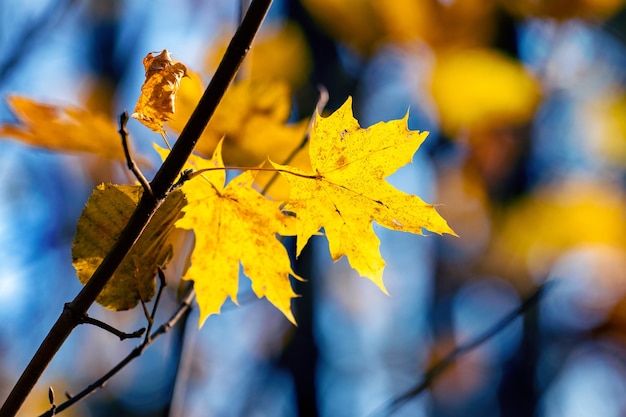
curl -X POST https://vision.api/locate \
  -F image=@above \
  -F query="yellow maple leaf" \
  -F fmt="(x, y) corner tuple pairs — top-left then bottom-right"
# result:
(0, 96), (126, 160)
(73, 184), (186, 310)
(155, 142), (301, 327)
(132, 49), (188, 133)
(274, 97), (456, 290)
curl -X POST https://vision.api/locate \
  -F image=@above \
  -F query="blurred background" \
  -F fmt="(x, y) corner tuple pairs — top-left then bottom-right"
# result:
(1, 0), (626, 416)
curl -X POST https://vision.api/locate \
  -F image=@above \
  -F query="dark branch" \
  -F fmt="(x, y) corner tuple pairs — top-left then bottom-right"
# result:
(118, 111), (153, 197)
(79, 316), (145, 341)
(0, 1), (274, 415)
(38, 288), (196, 417)
(373, 282), (554, 417)
(64, 302), (145, 341)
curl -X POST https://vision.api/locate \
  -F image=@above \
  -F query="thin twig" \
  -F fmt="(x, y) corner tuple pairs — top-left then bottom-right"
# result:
(0, 2), (273, 415)
(138, 296), (152, 328)
(78, 315), (145, 341)
(63, 302), (145, 341)
(143, 268), (168, 343)
(371, 281), (554, 417)
(161, 282), (194, 417)
(38, 287), (196, 417)
(118, 111), (153, 197)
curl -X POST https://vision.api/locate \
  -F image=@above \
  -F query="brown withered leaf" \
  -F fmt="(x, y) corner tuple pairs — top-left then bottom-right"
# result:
(73, 184), (186, 310)
(132, 50), (187, 133)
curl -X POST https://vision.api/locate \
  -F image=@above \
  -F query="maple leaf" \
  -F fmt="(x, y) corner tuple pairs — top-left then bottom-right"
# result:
(0, 96), (126, 160)
(73, 184), (186, 310)
(155, 142), (301, 327)
(132, 49), (188, 133)
(274, 97), (456, 290)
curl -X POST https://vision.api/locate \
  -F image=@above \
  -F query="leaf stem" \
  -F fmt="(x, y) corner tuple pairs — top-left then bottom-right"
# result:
(0, 1), (274, 415)
(188, 166), (318, 180)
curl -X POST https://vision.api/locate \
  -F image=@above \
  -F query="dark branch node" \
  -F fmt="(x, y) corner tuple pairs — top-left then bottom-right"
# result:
(170, 169), (195, 191)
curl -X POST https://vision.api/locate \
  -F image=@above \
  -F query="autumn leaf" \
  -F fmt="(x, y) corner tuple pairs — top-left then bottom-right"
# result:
(133, 49), (188, 133)
(0, 96), (127, 160)
(73, 184), (186, 310)
(274, 97), (456, 290)
(155, 142), (301, 327)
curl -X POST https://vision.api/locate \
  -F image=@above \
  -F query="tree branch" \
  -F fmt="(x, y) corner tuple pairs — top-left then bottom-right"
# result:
(371, 282), (553, 417)
(0, 1), (274, 415)
(38, 287), (196, 417)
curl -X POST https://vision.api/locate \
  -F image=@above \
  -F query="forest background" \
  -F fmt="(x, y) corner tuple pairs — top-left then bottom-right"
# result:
(1, 0), (626, 416)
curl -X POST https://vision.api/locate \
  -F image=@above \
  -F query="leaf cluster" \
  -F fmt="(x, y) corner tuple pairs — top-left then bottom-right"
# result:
(1, 50), (454, 328)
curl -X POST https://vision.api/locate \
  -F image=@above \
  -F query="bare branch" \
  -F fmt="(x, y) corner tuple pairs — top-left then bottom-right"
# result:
(78, 315), (145, 341)
(37, 287), (196, 417)
(371, 282), (554, 417)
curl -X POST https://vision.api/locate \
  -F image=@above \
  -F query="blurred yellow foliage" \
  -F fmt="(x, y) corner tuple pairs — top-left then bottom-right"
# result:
(489, 178), (626, 279)
(302, 0), (496, 54)
(206, 22), (312, 87)
(0, 96), (126, 160)
(585, 92), (626, 168)
(497, 0), (626, 19)
(168, 71), (309, 199)
(430, 49), (540, 135)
